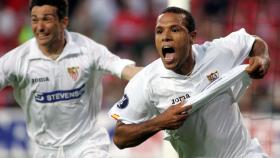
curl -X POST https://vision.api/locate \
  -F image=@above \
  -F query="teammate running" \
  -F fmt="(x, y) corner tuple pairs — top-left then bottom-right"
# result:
(0, 0), (141, 157)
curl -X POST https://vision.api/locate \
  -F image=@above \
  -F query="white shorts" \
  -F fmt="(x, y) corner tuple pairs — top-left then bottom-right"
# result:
(32, 127), (111, 158)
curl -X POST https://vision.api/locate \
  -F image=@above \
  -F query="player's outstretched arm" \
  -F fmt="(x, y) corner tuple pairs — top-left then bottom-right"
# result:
(113, 103), (191, 149)
(121, 65), (143, 81)
(245, 36), (270, 79)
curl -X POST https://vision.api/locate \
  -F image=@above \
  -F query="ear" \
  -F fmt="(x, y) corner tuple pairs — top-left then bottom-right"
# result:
(61, 17), (69, 29)
(190, 31), (197, 44)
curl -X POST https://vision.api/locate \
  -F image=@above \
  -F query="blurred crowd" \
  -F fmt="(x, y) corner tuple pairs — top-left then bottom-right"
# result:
(0, 0), (279, 114)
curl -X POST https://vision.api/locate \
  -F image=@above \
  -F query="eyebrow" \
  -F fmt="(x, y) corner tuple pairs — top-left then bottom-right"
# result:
(156, 24), (189, 33)
(31, 14), (56, 18)
(156, 24), (181, 28)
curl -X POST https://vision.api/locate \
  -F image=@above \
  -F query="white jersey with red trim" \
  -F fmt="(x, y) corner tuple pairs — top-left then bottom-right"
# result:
(0, 31), (134, 150)
(109, 29), (268, 158)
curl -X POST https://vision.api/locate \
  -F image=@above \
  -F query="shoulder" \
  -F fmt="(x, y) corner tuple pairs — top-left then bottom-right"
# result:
(68, 31), (104, 49)
(67, 31), (110, 58)
(123, 59), (162, 103)
(213, 28), (255, 45)
(197, 29), (253, 46)
(133, 59), (162, 81)
(2, 38), (34, 60)
(0, 38), (34, 77)
(127, 59), (162, 89)
(226, 28), (253, 37)
(195, 28), (255, 53)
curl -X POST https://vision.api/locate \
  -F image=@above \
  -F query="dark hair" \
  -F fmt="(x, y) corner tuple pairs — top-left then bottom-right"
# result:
(161, 7), (195, 32)
(29, 0), (69, 20)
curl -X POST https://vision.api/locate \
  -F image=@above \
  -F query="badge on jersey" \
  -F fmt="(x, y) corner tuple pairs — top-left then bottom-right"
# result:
(68, 66), (80, 81)
(111, 114), (120, 120)
(207, 70), (219, 82)
(117, 94), (129, 109)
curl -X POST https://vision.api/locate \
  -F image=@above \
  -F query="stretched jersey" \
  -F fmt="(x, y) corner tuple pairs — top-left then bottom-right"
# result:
(109, 29), (267, 157)
(0, 31), (134, 148)
(184, 64), (251, 114)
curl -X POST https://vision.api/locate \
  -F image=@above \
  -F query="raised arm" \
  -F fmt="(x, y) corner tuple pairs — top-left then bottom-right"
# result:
(245, 36), (270, 79)
(121, 65), (143, 81)
(113, 103), (191, 149)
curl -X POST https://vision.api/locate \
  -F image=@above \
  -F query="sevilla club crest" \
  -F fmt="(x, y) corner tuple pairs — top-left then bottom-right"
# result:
(67, 66), (79, 81)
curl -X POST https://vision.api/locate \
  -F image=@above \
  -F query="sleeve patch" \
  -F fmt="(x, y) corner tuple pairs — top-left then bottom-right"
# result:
(111, 114), (120, 120)
(117, 94), (129, 109)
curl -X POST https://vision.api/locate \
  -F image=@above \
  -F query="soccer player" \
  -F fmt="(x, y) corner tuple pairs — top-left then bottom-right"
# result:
(109, 7), (270, 158)
(0, 0), (141, 157)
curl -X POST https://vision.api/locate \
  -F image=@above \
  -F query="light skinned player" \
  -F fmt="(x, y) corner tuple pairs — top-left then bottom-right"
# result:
(109, 7), (270, 158)
(0, 0), (141, 157)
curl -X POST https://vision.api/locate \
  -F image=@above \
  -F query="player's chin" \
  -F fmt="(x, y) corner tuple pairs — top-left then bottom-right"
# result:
(36, 36), (50, 44)
(162, 60), (176, 69)
(164, 64), (177, 72)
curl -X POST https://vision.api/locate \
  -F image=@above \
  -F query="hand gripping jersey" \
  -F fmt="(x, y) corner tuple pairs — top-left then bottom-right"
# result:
(109, 29), (268, 158)
(0, 31), (134, 157)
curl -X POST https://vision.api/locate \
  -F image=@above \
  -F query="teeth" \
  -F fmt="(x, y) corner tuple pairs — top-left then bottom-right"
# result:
(163, 45), (172, 49)
(38, 34), (48, 38)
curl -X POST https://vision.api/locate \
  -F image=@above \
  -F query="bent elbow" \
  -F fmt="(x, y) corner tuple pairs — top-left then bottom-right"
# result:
(113, 136), (127, 149)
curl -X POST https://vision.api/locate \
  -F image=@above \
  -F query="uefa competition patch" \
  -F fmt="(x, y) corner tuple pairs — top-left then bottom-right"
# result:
(34, 84), (85, 103)
(117, 94), (129, 109)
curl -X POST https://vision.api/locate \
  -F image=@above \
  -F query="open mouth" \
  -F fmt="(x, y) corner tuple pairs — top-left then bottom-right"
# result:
(162, 46), (176, 63)
(37, 33), (49, 40)
(162, 46), (175, 57)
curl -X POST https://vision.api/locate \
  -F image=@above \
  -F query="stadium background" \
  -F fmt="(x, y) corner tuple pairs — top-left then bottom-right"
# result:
(0, 0), (279, 157)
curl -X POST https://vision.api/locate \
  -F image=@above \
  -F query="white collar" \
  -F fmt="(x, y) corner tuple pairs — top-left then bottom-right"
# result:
(28, 30), (81, 60)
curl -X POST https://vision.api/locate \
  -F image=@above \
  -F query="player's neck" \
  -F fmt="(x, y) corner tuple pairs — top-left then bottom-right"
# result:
(176, 52), (196, 76)
(39, 39), (66, 60)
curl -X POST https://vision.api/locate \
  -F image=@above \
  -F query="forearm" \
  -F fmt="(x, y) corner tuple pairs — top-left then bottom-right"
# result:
(113, 119), (162, 149)
(113, 103), (191, 149)
(250, 36), (270, 62)
(121, 66), (143, 81)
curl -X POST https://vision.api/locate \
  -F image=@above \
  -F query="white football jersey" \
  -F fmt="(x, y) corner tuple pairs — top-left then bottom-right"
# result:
(0, 31), (134, 148)
(109, 29), (268, 158)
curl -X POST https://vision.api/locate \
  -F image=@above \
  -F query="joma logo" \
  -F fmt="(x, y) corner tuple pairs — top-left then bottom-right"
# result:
(171, 93), (190, 104)
(32, 77), (50, 84)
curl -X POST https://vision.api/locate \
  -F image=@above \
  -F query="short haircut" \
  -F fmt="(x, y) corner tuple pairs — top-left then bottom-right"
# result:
(29, 0), (69, 20)
(160, 7), (196, 32)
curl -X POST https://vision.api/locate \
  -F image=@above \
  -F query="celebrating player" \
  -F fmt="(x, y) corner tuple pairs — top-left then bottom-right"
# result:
(109, 7), (270, 158)
(0, 0), (141, 157)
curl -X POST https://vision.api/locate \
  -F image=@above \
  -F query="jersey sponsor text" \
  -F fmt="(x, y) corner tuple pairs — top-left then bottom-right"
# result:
(34, 84), (85, 103)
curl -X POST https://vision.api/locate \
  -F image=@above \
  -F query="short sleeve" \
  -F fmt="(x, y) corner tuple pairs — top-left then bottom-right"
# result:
(92, 44), (135, 78)
(108, 71), (155, 124)
(0, 52), (17, 89)
(212, 28), (255, 66)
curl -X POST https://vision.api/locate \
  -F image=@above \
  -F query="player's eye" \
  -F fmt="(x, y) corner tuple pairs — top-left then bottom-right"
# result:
(31, 18), (38, 23)
(43, 16), (54, 23)
(156, 28), (163, 34)
(171, 26), (180, 32)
